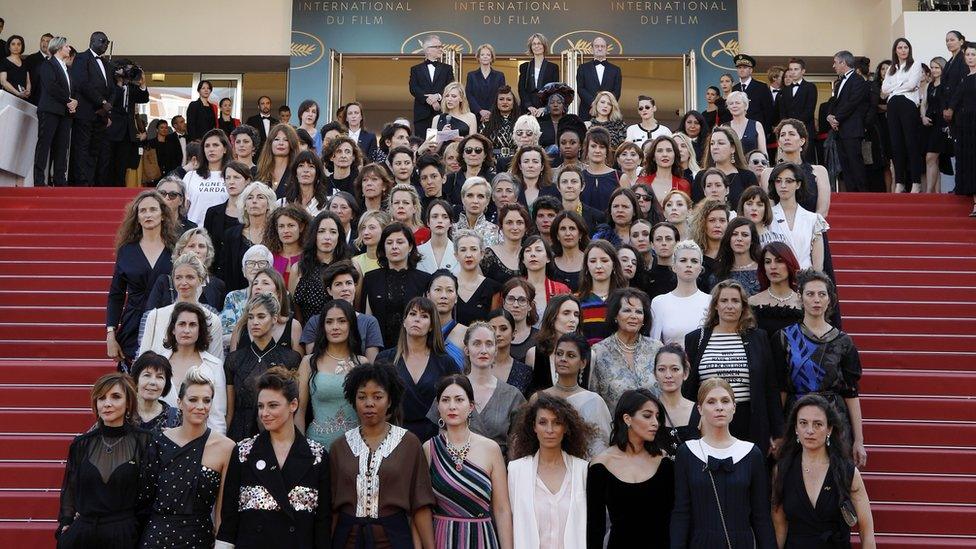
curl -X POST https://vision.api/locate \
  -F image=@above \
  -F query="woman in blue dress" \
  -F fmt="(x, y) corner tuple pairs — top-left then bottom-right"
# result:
(427, 270), (467, 369)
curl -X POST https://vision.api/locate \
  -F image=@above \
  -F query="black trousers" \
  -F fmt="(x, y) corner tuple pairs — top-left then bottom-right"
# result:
(109, 140), (137, 187)
(886, 95), (923, 187)
(70, 117), (110, 186)
(837, 136), (866, 192)
(34, 111), (72, 186)
(414, 115), (433, 137)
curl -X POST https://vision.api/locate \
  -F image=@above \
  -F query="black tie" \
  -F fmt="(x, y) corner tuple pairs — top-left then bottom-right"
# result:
(425, 60), (436, 66)
(594, 60), (605, 67)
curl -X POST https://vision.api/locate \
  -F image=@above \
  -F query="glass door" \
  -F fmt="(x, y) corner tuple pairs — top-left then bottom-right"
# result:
(683, 50), (697, 113)
(561, 49), (584, 114)
(328, 49), (344, 120)
(197, 73), (243, 119)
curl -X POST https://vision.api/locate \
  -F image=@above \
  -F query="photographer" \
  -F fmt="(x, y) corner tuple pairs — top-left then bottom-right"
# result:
(106, 58), (149, 187)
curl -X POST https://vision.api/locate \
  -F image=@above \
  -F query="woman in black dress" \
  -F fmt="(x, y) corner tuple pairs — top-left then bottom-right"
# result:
(141, 367), (235, 549)
(145, 227), (226, 312)
(772, 394), (876, 548)
(501, 277), (539, 360)
(587, 389), (675, 548)
(653, 344), (699, 457)
(376, 296), (457, 442)
(219, 181), (276, 291)
(290, 211), (351, 324)
(217, 366), (332, 549)
(362, 223), (432, 349)
(107, 191), (179, 367)
(683, 280), (784, 457)
(525, 293), (582, 393)
(185, 80), (217, 142)
(454, 230), (502, 325)
(749, 242), (803, 342)
(519, 33), (559, 116)
(0, 35), (30, 100)
(226, 293), (303, 441)
(772, 270), (866, 468)
(57, 373), (154, 548)
(694, 126), (758, 207)
(948, 42), (976, 217)
(204, 161), (248, 261)
(670, 378), (777, 549)
(130, 352), (180, 433)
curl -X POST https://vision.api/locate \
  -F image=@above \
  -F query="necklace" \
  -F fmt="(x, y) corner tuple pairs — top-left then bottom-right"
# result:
(326, 350), (354, 374)
(767, 288), (796, 304)
(733, 261), (757, 271)
(251, 342), (276, 363)
(444, 432), (472, 471)
(101, 435), (124, 454)
(553, 380), (580, 393)
(802, 456), (829, 473)
(615, 333), (640, 353)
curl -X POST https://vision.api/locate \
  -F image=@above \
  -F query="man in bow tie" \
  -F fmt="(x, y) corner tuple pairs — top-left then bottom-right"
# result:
(245, 95), (275, 148)
(827, 50), (869, 192)
(69, 31), (114, 186)
(778, 58), (819, 160)
(575, 36), (622, 121)
(408, 34), (454, 136)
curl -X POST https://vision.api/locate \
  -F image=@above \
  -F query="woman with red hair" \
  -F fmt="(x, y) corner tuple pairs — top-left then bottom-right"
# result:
(748, 242), (802, 341)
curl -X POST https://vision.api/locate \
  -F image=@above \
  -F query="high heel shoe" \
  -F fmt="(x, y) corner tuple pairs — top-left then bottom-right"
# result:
(910, 183), (922, 194)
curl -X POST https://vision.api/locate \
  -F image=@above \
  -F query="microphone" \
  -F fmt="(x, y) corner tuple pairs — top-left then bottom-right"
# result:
(445, 114), (453, 128)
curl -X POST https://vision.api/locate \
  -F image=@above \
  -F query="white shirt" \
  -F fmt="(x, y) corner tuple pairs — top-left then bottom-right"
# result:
(835, 69), (855, 98)
(881, 61), (924, 105)
(55, 57), (71, 92)
(175, 133), (187, 160)
(183, 170), (228, 226)
(771, 203), (829, 269)
(625, 122), (672, 147)
(595, 60), (605, 84)
(427, 62), (436, 82)
(90, 51), (108, 85)
(792, 78), (804, 96)
(260, 115), (272, 137)
(650, 290), (711, 345)
(416, 239), (460, 275)
(533, 64), (542, 88)
(348, 128), (361, 143)
(739, 77), (752, 89)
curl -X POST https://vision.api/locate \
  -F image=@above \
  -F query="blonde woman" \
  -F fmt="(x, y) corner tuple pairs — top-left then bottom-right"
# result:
(388, 183), (430, 245)
(466, 43), (507, 124)
(351, 209), (391, 276)
(432, 81), (478, 138)
(586, 91), (627, 149)
(672, 132), (702, 182)
(725, 90), (767, 156)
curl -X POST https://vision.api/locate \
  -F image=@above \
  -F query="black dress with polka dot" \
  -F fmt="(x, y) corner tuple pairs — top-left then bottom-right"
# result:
(140, 429), (221, 548)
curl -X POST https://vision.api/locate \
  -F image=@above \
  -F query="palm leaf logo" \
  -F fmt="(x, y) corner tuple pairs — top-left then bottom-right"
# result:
(291, 43), (317, 57)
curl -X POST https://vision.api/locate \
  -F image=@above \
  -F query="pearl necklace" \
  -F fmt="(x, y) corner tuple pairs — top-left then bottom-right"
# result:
(615, 333), (640, 353)
(767, 288), (796, 304)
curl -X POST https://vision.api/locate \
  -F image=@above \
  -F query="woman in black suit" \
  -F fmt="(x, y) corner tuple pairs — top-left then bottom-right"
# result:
(466, 43), (507, 127)
(341, 101), (378, 162)
(186, 80), (217, 142)
(518, 33), (559, 116)
(682, 279), (784, 457)
(216, 366), (332, 549)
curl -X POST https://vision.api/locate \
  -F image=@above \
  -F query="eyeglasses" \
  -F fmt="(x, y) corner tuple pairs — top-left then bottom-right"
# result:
(637, 105), (653, 111)
(774, 177), (797, 184)
(751, 159), (769, 166)
(245, 260), (270, 269)
(428, 44), (443, 49)
(158, 191), (183, 199)
(514, 130), (535, 137)
(635, 194), (652, 202)
(504, 296), (528, 306)
(464, 147), (484, 154)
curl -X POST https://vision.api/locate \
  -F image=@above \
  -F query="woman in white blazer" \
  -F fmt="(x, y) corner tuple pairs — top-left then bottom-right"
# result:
(507, 392), (595, 549)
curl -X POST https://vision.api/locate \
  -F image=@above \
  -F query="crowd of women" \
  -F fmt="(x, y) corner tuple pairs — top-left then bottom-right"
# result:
(71, 29), (911, 549)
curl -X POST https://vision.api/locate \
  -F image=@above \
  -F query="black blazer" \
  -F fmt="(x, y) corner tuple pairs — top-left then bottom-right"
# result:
(942, 52), (969, 105)
(576, 60), (622, 119)
(106, 84), (150, 142)
(69, 50), (113, 121)
(409, 61), (454, 122)
(204, 199), (242, 259)
(518, 58), (559, 112)
(24, 51), (48, 105)
(217, 429), (331, 549)
(36, 58), (72, 116)
(465, 68), (506, 116)
(186, 98), (217, 141)
(355, 129), (378, 161)
(733, 79), (775, 129)
(683, 327), (784, 455)
(778, 79), (818, 134)
(218, 224), (252, 292)
(154, 136), (184, 176)
(828, 71), (870, 139)
(245, 113), (275, 146)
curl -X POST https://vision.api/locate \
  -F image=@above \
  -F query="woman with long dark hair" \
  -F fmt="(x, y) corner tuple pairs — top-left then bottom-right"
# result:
(653, 344), (699, 457)
(482, 85), (520, 162)
(296, 299), (365, 447)
(587, 389), (674, 549)
(526, 294), (582, 392)
(694, 126), (758, 207)
(501, 277), (540, 360)
(185, 80), (217, 141)
(184, 129), (232, 226)
(676, 110), (709, 163)
(576, 239), (627, 345)
(549, 209), (590, 293)
(772, 394), (876, 548)
(289, 211), (351, 324)
(712, 217), (762, 295)
(427, 269), (468, 368)
(881, 38), (924, 193)
(768, 163), (828, 271)
(280, 150), (329, 216)
(749, 242), (803, 340)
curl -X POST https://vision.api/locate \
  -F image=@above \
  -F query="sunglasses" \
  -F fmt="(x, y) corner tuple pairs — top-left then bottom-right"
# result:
(751, 159), (769, 166)
(514, 130), (534, 137)
(464, 147), (484, 154)
(774, 177), (797, 184)
(637, 105), (653, 111)
(635, 194), (652, 202)
(158, 191), (183, 199)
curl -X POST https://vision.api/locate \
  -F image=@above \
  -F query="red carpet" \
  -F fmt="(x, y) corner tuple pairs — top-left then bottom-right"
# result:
(0, 187), (973, 547)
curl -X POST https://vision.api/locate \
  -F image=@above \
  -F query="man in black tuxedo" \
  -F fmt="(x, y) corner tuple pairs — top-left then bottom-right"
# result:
(24, 33), (53, 106)
(408, 34), (454, 136)
(575, 37), (621, 121)
(245, 95), (274, 148)
(69, 31), (114, 186)
(732, 54), (775, 129)
(828, 50), (870, 192)
(779, 58), (819, 159)
(33, 37), (76, 187)
(106, 60), (150, 187)
(161, 115), (188, 174)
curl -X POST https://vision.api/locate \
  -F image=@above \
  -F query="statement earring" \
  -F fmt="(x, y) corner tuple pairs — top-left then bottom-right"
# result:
(437, 418), (446, 429)
(826, 434), (831, 447)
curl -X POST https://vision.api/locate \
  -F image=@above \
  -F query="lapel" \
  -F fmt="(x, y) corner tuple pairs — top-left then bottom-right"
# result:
(251, 431), (295, 519)
(52, 58), (69, 92)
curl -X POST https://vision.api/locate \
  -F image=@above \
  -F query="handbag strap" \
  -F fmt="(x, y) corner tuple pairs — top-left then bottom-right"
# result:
(701, 441), (733, 549)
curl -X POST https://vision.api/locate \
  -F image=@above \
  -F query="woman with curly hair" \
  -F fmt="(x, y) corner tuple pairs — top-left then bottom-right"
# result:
(107, 191), (180, 365)
(323, 135), (362, 197)
(690, 198), (730, 284)
(266, 204), (311, 288)
(507, 392), (594, 549)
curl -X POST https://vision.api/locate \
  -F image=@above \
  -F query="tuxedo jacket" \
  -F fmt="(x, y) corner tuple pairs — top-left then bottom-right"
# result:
(107, 83), (150, 142)
(576, 60), (622, 118)
(24, 51), (49, 105)
(465, 68), (506, 115)
(517, 58), (559, 112)
(732, 78), (775, 129)
(217, 429), (331, 549)
(409, 60), (454, 122)
(36, 58), (73, 116)
(828, 72), (870, 139)
(778, 79), (818, 133)
(245, 113), (275, 146)
(69, 50), (113, 121)
(355, 129), (378, 161)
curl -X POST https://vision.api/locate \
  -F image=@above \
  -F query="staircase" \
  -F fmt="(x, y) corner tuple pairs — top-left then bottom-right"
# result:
(0, 187), (973, 547)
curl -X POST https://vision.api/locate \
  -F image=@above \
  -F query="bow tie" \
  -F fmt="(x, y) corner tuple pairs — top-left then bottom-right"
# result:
(706, 456), (734, 473)
(425, 60), (437, 66)
(594, 60), (606, 67)
(261, 116), (271, 119)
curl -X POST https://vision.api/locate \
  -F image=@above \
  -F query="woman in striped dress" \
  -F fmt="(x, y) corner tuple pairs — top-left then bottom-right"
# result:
(424, 374), (514, 549)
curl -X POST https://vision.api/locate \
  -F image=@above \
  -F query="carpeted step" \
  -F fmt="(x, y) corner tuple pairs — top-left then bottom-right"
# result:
(835, 270), (976, 287)
(0, 385), (93, 408)
(859, 350), (976, 371)
(860, 395), (976, 422)
(0, 276), (110, 292)
(865, 446), (976, 475)
(0, 306), (105, 324)
(864, 419), (976, 446)
(0, 434), (75, 461)
(860, 369), (976, 396)
(0, 360), (113, 384)
(862, 473), (976, 504)
(850, 333), (976, 353)
(841, 300), (976, 319)
(0, 462), (66, 490)
(845, 316), (976, 336)
(0, 340), (106, 360)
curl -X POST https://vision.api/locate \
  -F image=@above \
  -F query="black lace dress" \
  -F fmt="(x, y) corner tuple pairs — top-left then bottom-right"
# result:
(293, 262), (329, 324)
(479, 247), (520, 285)
(140, 430), (222, 548)
(57, 424), (155, 548)
(225, 342), (303, 441)
(752, 304), (803, 344)
(362, 267), (432, 350)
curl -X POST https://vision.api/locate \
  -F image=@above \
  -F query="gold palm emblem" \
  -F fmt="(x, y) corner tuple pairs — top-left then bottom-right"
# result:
(710, 38), (738, 61)
(562, 39), (616, 55)
(291, 43), (317, 57)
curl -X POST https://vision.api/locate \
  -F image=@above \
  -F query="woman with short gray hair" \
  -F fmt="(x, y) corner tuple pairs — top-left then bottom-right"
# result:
(219, 244), (273, 348)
